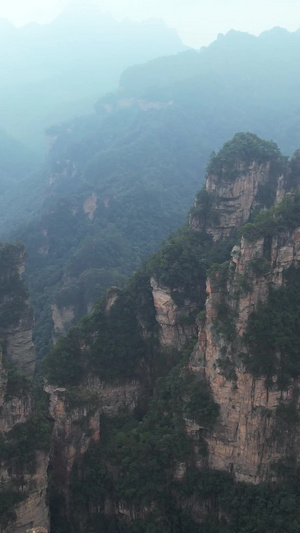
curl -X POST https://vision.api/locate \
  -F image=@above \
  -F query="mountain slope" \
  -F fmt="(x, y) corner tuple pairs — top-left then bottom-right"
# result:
(0, 243), (51, 533)
(5, 27), (300, 363)
(42, 133), (300, 532)
(120, 27), (300, 155)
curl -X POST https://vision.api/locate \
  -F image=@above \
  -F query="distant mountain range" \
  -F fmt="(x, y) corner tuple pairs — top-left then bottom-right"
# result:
(0, 4), (186, 153)
(119, 26), (300, 155)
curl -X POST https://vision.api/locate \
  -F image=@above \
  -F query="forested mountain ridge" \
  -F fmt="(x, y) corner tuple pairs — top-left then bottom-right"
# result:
(40, 133), (300, 532)
(12, 102), (207, 362)
(118, 27), (300, 155)
(4, 26), (300, 365)
(2, 134), (300, 532)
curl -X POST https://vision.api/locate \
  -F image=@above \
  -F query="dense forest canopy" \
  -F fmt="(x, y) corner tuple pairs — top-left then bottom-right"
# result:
(1, 4), (300, 531)
(43, 134), (300, 533)
(0, 28), (296, 363)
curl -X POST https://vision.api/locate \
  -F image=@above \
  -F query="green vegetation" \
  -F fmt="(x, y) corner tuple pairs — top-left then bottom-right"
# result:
(15, 100), (208, 363)
(207, 133), (281, 180)
(287, 150), (300, 190)
(149, 226), (211, 305)
(66, 352), (219, 532)
(0, 242), (28, 328)
(209, 294), (237, 377)
(241, 193), (300, 242)
(236, 273), (252, 295)
(249, 257), (271, 276)
(217, 347), (237, 381)
(44, 269), (157, 385)
(2, 27), (300, 369)
(4, 358), (31, 400)
(174, 467), (300, 533)
(69, 423), (300, 533)
(213, 301), (237, 343)
(0, 385), (52, 472)
(0, 490), (25, 529)
(2, 28), (300, 533)
(242, 266), (300, 389)
(149, 225), (236, 306)
(44, 221), (236, 388)
(276, 399), (299, 430)
(208, 261), (232, 291)
(62, 389), (100, 412)
(189, 188), (220, 229)
(182, 379), (220, 426)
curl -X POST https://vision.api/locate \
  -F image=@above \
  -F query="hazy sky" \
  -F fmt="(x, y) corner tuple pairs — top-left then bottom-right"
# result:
(0, 0), (299, 47)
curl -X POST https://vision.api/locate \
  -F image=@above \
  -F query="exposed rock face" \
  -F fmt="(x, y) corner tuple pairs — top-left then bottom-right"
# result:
(138, 99), (173, 111)
(39, 139), (300, 530)
(150, 277), (197, 349)
(105, 288), (120, 313)
(9, 452), (49, 533)
(0, 244), (49, 533)
(0, 244), (36, 378)
(6, 309), (36, 377)
(85, 376), (141, 417)
(83, 193), (97, 221)
(190, 223), (300, 483)
(184, 146), (300, 484)
(0, 355), (50, 533)
(190, 161), (283, 241)
(26, 528), (48, 533)
(45, 384), (101, 522)
(49, 159), (77, 185)
(98, 97), (173, 114)
(45, 377), (141, 528)
(51, 304), (75, 343)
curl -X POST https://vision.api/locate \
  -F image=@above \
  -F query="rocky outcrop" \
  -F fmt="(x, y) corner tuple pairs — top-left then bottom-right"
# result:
(0, 355), (50, 533)
(83, 193), (97, 221)
(190, 161), (283, 241)
(105, 288), (120, 313)
(45, 376), (141, 527)
(45, 383), (101, 521)
(0, 243), (36, 378)
(189, 224), (300, 483)
(8, 452), (49, 533)
(26, 528), (48, 533)
(51, 304), (75, 344)
(0, 244), (49, 533)
(6, 309), (36, 378)
(38, 136), (300, 530)
(184, 141), (300, 484)
(150, 277), (197, 349)
(98, 97), (173, 114)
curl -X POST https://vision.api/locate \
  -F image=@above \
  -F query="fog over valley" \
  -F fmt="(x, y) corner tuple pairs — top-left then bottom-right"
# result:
(0, 2), (300, 532)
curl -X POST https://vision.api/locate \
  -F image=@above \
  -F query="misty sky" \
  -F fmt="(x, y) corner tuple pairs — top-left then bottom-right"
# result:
(0, 0), (299, 47)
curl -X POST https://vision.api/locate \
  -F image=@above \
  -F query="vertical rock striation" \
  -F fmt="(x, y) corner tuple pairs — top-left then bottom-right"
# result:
(188, 146), (300, 483)
(150, 277), (197, 349)
(0, 243), (49, 533)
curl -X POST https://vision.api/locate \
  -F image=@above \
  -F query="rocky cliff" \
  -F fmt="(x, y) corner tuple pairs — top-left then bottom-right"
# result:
(190, 134), (285, 240)
(185, 139), (300, 485)
(0, 243), (36, 377)
(51, 304), (75, 344)
(40, 134), (300, 532)
(150, 277), (197, 349)
(190, 221), (300, 483)
(0, 243), (50, 533)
